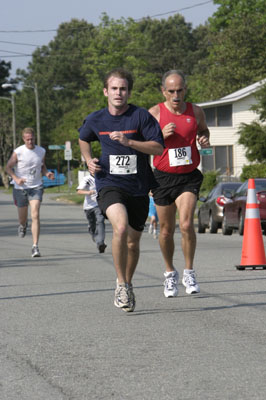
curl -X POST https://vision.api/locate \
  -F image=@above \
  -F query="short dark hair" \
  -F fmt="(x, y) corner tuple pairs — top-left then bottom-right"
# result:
(162, 70), (186, 88)
(104, 68), (134, 92)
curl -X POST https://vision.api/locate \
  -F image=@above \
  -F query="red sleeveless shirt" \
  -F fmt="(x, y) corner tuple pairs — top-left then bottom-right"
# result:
(153, 102), (200, 174)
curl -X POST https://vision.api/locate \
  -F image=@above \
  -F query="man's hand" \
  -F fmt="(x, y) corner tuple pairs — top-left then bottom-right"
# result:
(109, 131), (129, 146)
(87, 158), (101, 174)
(14, 177), (26, 186)
(46, 171), (55, 180)
(197, 134), (210, 148)
(162, 123), (176, 139)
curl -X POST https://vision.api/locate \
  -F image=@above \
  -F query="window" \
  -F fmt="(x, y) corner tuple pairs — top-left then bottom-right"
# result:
(204, 104), (232, 127)
(201, 145), (233, 175)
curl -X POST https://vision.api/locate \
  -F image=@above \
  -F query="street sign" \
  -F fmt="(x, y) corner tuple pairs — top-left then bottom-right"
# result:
(64, 149), (72, 160)
(65, 141), (71, 150)
(199, 148), (213, 156)
(48, 145), (65, 150)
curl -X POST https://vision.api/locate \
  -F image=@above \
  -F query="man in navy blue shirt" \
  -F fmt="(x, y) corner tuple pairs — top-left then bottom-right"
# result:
(79, 68), (164, 312)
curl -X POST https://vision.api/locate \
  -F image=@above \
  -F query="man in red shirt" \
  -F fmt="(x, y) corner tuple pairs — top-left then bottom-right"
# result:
(149, 70), (210, 297)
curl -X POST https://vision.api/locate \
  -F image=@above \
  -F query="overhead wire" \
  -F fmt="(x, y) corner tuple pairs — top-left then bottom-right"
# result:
(0, 1), (213, 33)
(0, 1), (214, 58)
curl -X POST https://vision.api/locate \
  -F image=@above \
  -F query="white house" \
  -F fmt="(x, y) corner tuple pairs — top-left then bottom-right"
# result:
(197, 78), (266, 177)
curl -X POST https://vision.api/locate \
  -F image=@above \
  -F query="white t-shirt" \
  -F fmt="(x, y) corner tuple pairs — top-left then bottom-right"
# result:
(77, 174), (98, 210)
(13, 144), (45, 189)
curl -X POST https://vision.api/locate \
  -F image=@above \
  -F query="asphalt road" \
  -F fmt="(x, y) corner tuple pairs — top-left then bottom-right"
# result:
(1, 189), (266, 400)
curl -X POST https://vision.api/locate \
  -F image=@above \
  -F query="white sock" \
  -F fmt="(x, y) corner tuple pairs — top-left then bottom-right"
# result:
(184, 269), (195, 275)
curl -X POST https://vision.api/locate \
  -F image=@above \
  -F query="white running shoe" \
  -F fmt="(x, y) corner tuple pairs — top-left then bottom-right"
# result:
(114, 281), (134, 312)
(163, 270), (179, 298)
(148, 224), (153, 234)
(153, 229), (158, 239)
(31, 245), (41, 258)
(182, 270), (200, 294)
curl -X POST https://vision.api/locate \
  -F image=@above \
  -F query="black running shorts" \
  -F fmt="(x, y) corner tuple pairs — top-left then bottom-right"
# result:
(97, 186), (149, 232)
(152, 168), (203, 206)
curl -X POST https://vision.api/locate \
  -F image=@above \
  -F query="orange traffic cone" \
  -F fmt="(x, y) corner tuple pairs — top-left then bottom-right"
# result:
(236, 179), (266, 270)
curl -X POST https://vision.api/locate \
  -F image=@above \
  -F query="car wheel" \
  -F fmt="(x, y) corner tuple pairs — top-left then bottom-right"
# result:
(238, 211), (244, 236)
(209, 213), (218, 233)
(198, 212), (206, 233)
(222, 215), (233, 235)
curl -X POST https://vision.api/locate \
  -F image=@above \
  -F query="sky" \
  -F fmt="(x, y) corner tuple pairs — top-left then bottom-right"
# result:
(0, 0), (219, 78)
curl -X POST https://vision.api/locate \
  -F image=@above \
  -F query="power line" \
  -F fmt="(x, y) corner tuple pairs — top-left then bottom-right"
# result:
(136, 0), (213, 20)
(0, 40), (40, 47)
(0, 1), (214, 33)
(0, 49), (30, 55)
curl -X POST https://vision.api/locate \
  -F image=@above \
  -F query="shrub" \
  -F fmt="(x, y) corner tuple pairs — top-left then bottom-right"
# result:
(200, 170), (220, 195)
(241, 164), (266, 181)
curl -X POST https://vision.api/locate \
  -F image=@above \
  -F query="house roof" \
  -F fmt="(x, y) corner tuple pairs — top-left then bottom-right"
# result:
(197, 78), (266, 107)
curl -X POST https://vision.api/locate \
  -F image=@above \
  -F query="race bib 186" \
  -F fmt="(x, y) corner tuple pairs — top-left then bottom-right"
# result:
(109, 155), (137, 174)
(168, 146), (192, 166)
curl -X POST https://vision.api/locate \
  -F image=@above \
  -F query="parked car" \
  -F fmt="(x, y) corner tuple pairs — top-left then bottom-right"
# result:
(198, 181), (242, 233)
(222, 178), (266, 236)
(42, 169), (66, 188)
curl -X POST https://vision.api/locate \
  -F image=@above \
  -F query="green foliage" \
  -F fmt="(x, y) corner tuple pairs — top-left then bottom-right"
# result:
(211, 0), (266, 31)
(200, 170), (220, 194)
(16, 19), (96, 146)
(136, 15), (197, 77)
(0, 60), (14, 187)
(238, 122), (266, 163)
(6, 5), (266, 162)
(240, 164), (266, 181)
(251, 83), (266, 122)
(0, 60), (12, 96)
(238, 82), (266, 164)
(80, 16), (163, 111)
(191, 0), (266, 100)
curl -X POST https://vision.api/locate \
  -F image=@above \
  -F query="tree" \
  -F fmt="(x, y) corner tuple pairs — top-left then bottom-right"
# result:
(0, 107), (13, 188)
(250, 83), (266, 122)
(190, 0), (266, 100)
(77, 15), (164, 116)
(0, 60), (14, 187)
(136, 15), (197, 77)
(238, 83), (266, 163)
(15, 19), (96, 148)
(238, 122), (266, 162)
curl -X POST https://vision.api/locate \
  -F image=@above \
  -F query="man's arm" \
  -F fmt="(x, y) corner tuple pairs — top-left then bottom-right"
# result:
(41, 158), (55, 180)
(5, 152), (26, 186)
(148, 105), (160, 121)
(193, 105), (210, 148)
(109, 132), (164, 155)
(79, 139), (101, 174)
(76, 189), (96, 196)
(149, 104), (175, 140)
(108, 106), (164, 155)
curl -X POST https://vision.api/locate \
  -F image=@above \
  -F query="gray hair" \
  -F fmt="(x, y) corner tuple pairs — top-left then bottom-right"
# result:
(162, 70), (186, 88)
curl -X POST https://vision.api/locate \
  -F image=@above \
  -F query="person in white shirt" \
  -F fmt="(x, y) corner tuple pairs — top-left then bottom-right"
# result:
(77, 173), (107, 253)
(6, 127), (54, 257)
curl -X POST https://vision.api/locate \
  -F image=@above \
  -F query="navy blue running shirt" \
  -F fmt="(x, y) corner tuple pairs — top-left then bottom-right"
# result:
(79, 105), (164, 196)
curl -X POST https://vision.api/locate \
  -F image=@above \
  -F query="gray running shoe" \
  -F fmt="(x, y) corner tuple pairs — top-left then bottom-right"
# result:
(164, 270), (179, 298)
(182, 270), (200, 294)
(32, 245), (41, 258)
(127, 283), (136, 312)
(114, 282), (130, 310)
(18, 223), (27, 238)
